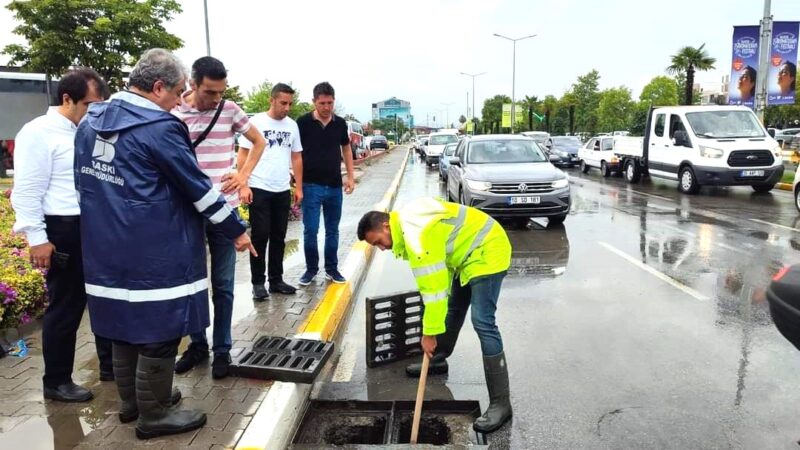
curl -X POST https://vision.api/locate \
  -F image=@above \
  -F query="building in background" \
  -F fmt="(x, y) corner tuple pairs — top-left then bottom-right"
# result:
(698, 75), (730, 105)
(372, 97), (414, 127)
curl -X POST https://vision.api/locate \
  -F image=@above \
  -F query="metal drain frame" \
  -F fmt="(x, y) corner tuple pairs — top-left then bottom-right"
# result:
(290, 399), (488, 448)
(231, 335), (334, 383)
(366, 291), (425, 368)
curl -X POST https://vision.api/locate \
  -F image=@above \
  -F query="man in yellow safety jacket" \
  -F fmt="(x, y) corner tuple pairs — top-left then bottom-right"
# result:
(357, 197), (512, 433)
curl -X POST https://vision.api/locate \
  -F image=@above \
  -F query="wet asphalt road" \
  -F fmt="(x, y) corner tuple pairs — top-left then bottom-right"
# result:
(309, 153), (800, 450)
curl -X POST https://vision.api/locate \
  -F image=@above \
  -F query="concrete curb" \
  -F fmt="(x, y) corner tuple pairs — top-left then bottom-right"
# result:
(235, 147), (411, 450)
(353, 147), (394, 167)
(777, 183), (793, 192)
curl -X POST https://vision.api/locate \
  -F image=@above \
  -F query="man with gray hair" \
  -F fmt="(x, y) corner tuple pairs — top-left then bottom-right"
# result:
(74, 48), (255, 440)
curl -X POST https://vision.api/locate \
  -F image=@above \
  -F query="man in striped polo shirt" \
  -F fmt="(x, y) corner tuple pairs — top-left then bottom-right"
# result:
(172, 57), (267, 379)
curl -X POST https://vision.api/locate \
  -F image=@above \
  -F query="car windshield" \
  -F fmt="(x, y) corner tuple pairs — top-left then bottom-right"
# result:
(685, 111), (766, 138)
(430, 135), (458, 145)
(373, 136), (386, 141)
(467, 140), (547, 164)
(443, 144), (457, 156)
(552, 137), (582, 148)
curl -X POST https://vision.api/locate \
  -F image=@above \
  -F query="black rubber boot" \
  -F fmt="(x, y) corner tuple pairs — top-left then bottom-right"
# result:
(135, 355), (205, 439)
(406, 331), (457, 378)
(405, 354), (449, 377)
(473, 351), (512, 433)
(116, 344), (183, 423)
(113, 343), (139, 423)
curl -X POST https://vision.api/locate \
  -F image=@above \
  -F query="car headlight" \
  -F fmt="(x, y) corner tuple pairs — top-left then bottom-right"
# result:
(465, 179), (492, 191)
(773, 145), (783, 158)
(552, 178), (569, 189)
(699, 146), (724, 158)
(559, 151), (569, 156)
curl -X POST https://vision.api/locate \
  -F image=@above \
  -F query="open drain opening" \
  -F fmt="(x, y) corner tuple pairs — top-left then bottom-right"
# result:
(394, 414), (450, 445)
(291, 400), (487, 448)
(321, 415), (387, 445)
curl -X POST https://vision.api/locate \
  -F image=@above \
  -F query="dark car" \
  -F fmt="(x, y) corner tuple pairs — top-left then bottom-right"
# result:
(544, 136), (582, 167)
(370, 135), (388, 151)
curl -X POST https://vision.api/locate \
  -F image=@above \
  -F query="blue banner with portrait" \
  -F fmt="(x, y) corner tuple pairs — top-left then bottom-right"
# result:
(729, 26), (760, 109)
(767, 22), (798, 106)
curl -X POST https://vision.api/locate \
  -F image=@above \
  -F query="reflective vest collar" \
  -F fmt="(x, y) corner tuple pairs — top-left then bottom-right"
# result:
(390, 211), (408, 260)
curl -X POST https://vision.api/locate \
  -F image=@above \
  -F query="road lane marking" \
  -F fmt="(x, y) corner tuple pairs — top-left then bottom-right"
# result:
(749, 219), (800, 233)
(598, 242), (710, 302)
(657, 224), (748, 255)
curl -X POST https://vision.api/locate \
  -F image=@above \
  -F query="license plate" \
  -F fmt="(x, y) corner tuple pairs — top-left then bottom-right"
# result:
(571, 157), (579, 162)
(509, 196), (540, 205)
(740, 170), (765, 177)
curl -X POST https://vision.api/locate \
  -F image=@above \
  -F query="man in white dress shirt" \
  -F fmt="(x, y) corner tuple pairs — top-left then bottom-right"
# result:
(10, 69), (113, 402)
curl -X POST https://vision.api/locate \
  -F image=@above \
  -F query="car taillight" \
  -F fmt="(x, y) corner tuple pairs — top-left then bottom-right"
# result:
(774, 265), (791, 281)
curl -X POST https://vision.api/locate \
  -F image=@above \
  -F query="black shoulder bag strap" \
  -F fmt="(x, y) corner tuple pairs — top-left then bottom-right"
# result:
(192, 100), (225, 148)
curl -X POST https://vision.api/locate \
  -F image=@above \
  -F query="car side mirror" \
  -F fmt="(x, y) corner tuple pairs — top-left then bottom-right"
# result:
(768, 128), (776, 138)
(549, 154), (560, 163)
(450, 157), (461, 167)
(673, 130), (689, 147)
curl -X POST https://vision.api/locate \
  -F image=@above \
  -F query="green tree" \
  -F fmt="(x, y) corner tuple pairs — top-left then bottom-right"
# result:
(223, 85), (245, 104)
(571, 70), (601, 134)
(370, 116), (408, 139)
(458, 115), (467, 125)
(541, 95), (558, 133)
(597, 87), (634, 132)
(640, 76), (679, 106)
(481, 94), (512, 134)
(629, 102), (651, 136)
(243, 80), (313, 119)
(3, 0), (182, 90)
(666, 43), (716, 105)
(343, 114), (359, 122)
(521, 95), (539, 131)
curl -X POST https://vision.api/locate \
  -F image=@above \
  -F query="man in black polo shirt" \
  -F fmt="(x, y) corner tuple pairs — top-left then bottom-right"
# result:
(296, 82), (355, 286)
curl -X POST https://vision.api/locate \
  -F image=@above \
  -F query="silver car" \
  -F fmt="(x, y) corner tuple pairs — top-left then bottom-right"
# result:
(446, 135), (570, 226)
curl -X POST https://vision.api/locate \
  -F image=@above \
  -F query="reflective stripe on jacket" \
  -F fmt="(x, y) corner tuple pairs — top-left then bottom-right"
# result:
(390, 198), (511, 335)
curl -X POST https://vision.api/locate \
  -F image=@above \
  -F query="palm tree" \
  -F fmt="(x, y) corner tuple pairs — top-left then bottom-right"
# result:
(666, 44), (716, 105)
(522, 95), (539, 131)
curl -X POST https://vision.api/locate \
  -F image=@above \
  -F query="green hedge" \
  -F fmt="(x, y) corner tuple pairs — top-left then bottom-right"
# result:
(0, 191), (47, 330)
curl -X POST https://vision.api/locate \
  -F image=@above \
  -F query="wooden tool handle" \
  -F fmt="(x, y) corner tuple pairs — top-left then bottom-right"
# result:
(410, 353), (430, 444)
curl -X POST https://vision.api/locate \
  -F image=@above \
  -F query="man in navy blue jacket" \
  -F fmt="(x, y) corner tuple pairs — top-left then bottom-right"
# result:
(74, 49), (255, 440)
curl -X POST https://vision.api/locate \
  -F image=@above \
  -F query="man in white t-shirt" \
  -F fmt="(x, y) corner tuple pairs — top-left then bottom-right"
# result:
(239, 83), (303, 299)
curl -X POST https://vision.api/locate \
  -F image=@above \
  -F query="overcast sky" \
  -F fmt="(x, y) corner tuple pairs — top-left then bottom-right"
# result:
(2, 0), (798, 126)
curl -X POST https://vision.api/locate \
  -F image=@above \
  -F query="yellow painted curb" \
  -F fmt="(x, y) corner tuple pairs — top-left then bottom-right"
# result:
(298, 148), (410, 341)
(777, 182), (793, 191)
(233, 147), (411, 450)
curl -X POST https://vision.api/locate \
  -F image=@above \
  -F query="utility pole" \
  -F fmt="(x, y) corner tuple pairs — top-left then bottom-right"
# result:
(460, 71), (487, 134)
(441, 102), (454, 128)
(755, 0), (772, 122)
(493, 33), (537, 132)
(203, 0), (211, 56)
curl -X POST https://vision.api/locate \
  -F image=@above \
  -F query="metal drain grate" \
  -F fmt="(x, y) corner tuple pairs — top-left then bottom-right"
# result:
(366, 291), (425, 368)
(231, 336), (334, 383)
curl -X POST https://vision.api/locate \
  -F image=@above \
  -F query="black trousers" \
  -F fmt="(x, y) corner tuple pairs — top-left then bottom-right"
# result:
(112, 338), (180, 358)
(42, 215), (113, 387)
(249, 188), (291, 286)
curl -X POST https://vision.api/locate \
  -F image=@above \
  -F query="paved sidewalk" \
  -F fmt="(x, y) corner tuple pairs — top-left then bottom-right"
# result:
(0, 147), (409, 450)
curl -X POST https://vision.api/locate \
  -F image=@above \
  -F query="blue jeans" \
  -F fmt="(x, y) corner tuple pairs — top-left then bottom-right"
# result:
(190, 211), (239, 355)
(302, 183), (343, 273)
(442, 271), (506, 357)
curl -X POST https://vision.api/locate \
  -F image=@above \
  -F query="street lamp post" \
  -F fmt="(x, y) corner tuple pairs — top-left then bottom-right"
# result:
(203, 0), (211, 56)
(441, 102), (454, 128)
(493, 33), (537, 132)
(460, 71), (487, 134)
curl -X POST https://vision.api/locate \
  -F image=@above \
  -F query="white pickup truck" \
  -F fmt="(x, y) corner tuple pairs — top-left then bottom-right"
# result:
(615, 105), (784, 194)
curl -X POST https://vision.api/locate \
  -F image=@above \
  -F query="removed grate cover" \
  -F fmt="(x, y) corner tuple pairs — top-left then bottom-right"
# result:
(366, 291), (425, 368)
(231, 336), (334, 383)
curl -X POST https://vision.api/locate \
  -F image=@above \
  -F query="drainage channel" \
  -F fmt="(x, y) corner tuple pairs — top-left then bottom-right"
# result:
(290, 400), (488, 448)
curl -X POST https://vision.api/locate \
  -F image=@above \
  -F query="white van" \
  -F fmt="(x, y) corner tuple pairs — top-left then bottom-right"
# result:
(615, 106), (784, 194)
